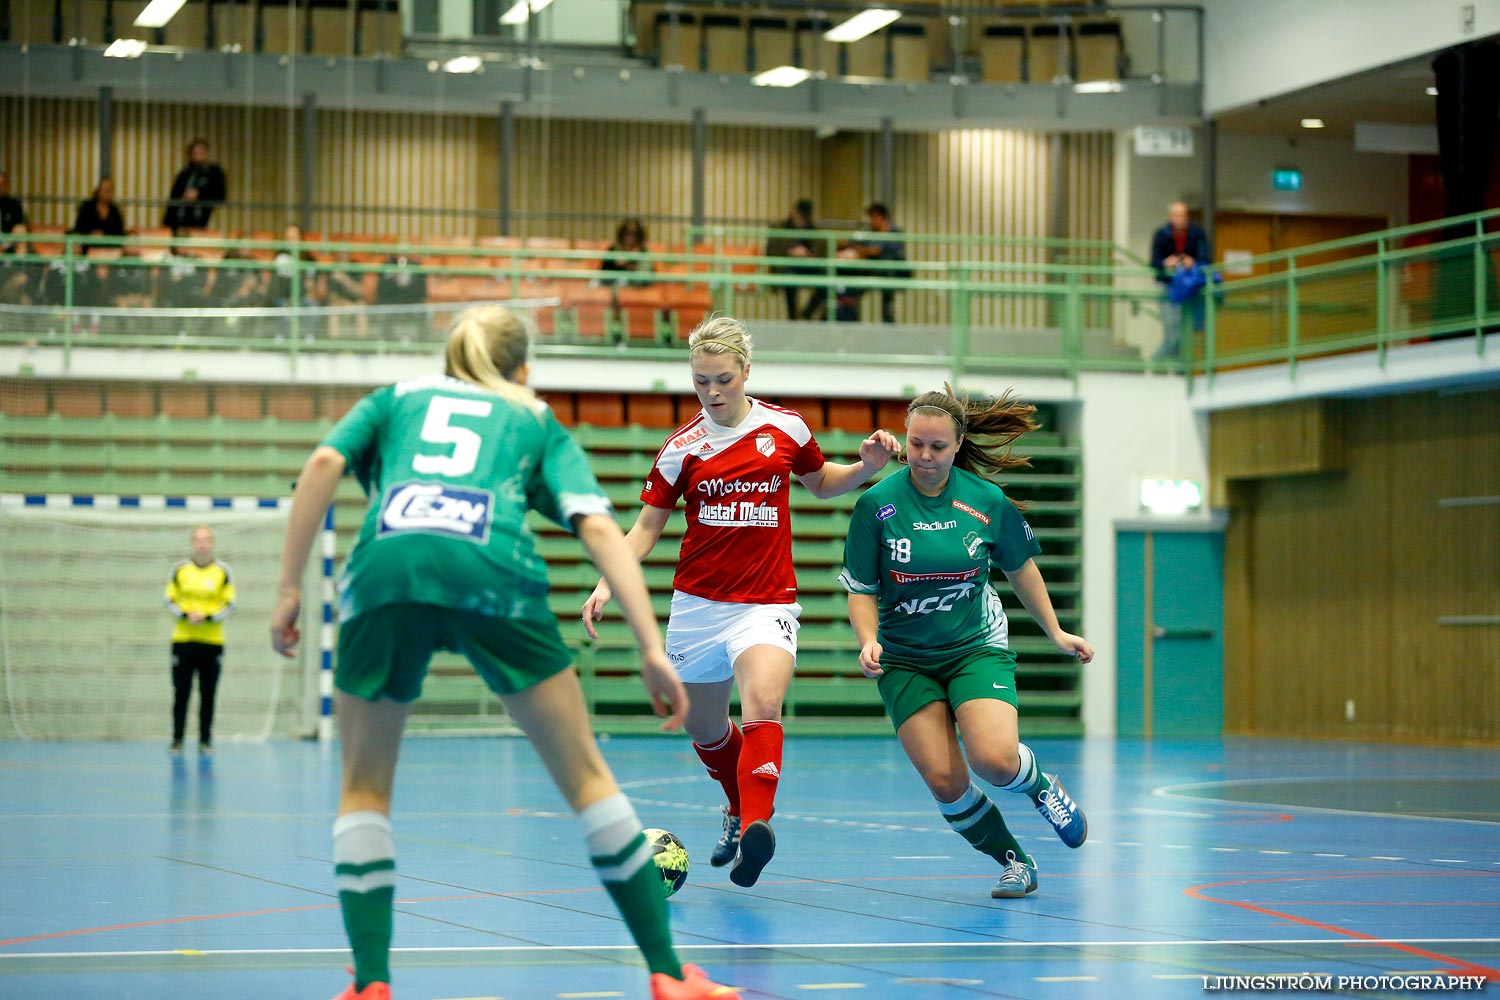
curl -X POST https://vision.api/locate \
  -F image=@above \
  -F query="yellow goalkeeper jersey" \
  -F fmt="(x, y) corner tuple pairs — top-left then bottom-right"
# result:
(165, 560), (236, 645)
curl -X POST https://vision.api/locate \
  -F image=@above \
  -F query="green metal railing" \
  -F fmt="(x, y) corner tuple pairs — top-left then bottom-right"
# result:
(0, 230), (1164, 382)
(3, 209), (1496, 385)
(1192, 208), (1500, 389)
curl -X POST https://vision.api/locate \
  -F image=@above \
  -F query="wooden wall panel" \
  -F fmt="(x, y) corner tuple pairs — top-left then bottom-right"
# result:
(316, 109), (481, 239)
(0, 97), (101, 230)
(1208, 399), (1345, 506)
(1218, 390), (1500, 744)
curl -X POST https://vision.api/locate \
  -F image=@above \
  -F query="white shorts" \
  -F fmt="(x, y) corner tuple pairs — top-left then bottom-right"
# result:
(665, 591), (801, 684)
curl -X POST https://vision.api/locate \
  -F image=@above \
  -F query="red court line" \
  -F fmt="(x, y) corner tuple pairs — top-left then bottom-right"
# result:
(1184, 874), (1500, 981)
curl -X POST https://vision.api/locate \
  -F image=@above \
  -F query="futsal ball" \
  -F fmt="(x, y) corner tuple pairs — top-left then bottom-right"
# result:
(641, 827), (689, 898)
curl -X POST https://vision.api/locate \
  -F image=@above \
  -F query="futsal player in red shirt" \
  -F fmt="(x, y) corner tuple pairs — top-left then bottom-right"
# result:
(583, 315), (898, 887)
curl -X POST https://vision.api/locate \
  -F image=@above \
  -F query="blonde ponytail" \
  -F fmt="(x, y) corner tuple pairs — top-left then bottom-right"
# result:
(444, 305), (536, 408)
(687, 314), (752, 368)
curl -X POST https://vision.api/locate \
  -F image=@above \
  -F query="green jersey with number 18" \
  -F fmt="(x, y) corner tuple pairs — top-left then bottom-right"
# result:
(320, 374), (612, 622)
(839, 467), (1041, 668)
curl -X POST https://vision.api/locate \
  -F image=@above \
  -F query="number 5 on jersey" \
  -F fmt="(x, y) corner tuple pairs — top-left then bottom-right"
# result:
(413, 396), (494, 477)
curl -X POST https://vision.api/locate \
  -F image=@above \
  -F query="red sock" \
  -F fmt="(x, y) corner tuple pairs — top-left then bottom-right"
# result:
(693, 723), (743, 817)
(737, 720), (783, 826)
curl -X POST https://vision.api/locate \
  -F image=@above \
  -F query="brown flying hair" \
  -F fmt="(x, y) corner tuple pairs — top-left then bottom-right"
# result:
(904, 382), (1037, 504)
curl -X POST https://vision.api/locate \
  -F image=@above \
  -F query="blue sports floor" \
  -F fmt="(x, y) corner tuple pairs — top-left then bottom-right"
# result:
(2, 735), (1498, 999)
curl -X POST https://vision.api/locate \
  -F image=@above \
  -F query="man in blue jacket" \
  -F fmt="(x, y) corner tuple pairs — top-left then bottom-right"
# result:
(1149, 201), (1211, 362)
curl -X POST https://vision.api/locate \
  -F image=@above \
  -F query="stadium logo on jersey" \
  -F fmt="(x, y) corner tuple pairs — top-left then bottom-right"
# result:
(889, 567), (982, 585)
(756, 432), (777, 457)
(698, 475), (784, 497)
(895, 581), (978, 616)
(876, 504), (897, 521)
(912, 519), (957, 531)
(964, 531), (984, 558)
(378, 481), (492, 543)
(952, 499), (990, 525)
(698, 500), (780, 528)
(671, 425), (709, 450)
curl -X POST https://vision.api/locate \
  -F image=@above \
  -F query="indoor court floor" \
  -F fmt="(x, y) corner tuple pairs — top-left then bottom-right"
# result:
(2, 734), (1498, 999)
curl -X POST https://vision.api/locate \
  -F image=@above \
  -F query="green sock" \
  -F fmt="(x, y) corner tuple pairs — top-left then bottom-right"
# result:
(333, 811), (397, 989)
(583, 794), (684, 980)
(939, 782), (1033, 867)
(339, 884), (395, 988)
(999, 742), (1051, 802)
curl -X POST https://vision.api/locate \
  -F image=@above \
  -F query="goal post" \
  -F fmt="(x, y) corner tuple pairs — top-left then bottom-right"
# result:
(0, 494), (335, 743)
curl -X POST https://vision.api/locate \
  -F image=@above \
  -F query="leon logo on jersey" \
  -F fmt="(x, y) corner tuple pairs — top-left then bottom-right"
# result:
(379, 481), (493, 542)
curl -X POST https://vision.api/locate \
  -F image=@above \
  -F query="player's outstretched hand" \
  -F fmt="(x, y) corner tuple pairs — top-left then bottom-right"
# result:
(580, 580), (612, 641)
(1052, 631), (1094, 664)
(858, 640), (885, 678)
(270, 590), (302, 657)
(859, 429), (901, 471)
(639, 650), (688, 732)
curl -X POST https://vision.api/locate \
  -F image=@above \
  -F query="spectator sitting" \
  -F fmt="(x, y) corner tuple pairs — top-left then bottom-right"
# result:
(1149, 200), (1211, 362)
(323, 251), (370, 339)
(765, 197), (827, 320)
(217, 247), (269, 308)
(0, 170), (27, 235)
(71, 177), (127, 245)
(374, 252), (429, 341)
(834, 202), (908, 323)
(0, 224), (36, 304)
(265, 225), (317, 307)
(163, 138), (228, 232)
(600, 218), (653, 282)
(162, 237), (218, 309)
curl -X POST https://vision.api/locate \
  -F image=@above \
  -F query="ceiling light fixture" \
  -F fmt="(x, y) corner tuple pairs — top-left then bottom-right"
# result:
(442, 55), (484, 73)
(134, 0), (188, 28)
(824, 8), (901, 43)
(104, 38), (148, 58)
(1300, 117), (1325, 129)
(1073, 80), (1124, 94)
(500, 0), (556, 26)
(752, 65), (813, 87)
(1426, 86), (1439, 96)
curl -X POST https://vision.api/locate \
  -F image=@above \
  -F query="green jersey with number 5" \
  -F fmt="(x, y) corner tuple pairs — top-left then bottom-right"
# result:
(839, 467), (1041, 667)
(320, 374), (612, 622)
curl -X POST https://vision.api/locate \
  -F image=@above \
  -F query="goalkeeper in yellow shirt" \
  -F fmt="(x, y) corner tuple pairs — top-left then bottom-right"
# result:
(165, 525), (235, 753)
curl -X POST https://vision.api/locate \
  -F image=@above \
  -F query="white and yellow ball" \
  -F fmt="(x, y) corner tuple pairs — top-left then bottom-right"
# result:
(641, 827), (689, 897)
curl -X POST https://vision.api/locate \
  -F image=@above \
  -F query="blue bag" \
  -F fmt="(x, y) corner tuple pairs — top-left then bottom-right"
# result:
(1168, 264), (1208, 304)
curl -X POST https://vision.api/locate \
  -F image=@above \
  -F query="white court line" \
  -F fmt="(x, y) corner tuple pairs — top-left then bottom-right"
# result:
(1131, 807), (1213, 819)
(1036, 976), (1097, 982)
(1153, 780), (1500, 827)
(5, 939), (1499, 961)
(796, 984), (866, 991)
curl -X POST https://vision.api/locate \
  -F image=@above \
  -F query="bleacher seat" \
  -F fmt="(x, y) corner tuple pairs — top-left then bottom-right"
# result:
(748, 17), (793, 72)
(889, 23), (929, 82)
(981, 23), (1026, 84)
(1075, 17), (1124, 82)
(654, 11), (700, 70)
(1027, 20), (1072, 82)
(703, 14), (746, 75)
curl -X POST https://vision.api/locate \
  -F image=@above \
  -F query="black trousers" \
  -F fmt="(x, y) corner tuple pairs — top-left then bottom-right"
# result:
(171, 641), (223, 744)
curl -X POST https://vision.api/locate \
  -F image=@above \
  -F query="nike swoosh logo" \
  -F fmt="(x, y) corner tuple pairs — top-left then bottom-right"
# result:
(993, 684), (1009, 690)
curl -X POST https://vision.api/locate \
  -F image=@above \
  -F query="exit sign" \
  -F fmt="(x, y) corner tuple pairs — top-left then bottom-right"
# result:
(1273, 168), (1302, 191)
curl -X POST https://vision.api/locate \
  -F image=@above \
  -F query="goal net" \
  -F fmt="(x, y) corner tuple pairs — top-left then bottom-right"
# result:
(0, 497), (319, 742)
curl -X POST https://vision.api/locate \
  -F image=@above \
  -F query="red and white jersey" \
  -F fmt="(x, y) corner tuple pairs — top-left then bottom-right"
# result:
(641, 398), (826, 604)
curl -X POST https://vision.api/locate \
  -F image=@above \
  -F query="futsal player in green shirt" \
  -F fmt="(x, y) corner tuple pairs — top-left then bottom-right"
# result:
(271, 305), (738, 1000)
(840, 386), (1094, 898)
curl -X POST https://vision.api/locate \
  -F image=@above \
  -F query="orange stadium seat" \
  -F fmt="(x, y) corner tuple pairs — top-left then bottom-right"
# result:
(617, 285), (664, 340)
(562, 283), (614, 340)
(628, 394), (676, 428)
(576, 391), (626, 427)
(828, 398), (877, 432)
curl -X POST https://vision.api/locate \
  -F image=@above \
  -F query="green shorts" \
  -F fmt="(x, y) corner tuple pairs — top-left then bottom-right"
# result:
(876, 646), (1020, 732)
(336, 603), (572, 703)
